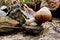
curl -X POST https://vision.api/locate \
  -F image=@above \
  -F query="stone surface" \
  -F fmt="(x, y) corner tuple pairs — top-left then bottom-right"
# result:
(0, 18), (60, 40)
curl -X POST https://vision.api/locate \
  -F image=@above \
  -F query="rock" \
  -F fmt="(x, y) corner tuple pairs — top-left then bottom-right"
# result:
(8, 5), (25, 26)
(23, 25), (43, 36)
(0, 10), (7, 18)
(0, 17), (19, 27)
(0, 17), (19, 33)
(40, 0), (60, 11)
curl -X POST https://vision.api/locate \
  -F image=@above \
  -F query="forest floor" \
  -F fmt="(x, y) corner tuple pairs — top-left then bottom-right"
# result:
(0, 18), (60, 40)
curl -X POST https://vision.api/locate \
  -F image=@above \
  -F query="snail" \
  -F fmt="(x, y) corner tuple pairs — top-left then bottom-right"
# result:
(25, 7), (52, 25)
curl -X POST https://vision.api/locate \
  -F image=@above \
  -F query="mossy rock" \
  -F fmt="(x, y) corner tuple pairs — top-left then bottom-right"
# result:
(0, 17), (19, 32)
(0, 28), (14, 32)
(23, 25), (44, 35)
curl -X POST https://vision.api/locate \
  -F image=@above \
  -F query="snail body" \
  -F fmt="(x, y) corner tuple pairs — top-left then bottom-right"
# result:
(26, 7), (52, 25)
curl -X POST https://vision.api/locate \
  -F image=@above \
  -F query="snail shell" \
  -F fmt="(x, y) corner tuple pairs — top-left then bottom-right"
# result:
(35, 7), (52, 23)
